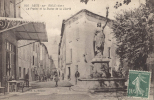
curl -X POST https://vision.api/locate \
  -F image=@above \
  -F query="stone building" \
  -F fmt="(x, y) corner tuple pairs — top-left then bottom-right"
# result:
(0, 0), (48, 91)
(58, 9), (119, 87)
(18, 41), (53, 81)
(18, 41), (54, 81)
(58, 9), (154, 88)
(18, 40), (33, 81)
(40, 43), (49, 76)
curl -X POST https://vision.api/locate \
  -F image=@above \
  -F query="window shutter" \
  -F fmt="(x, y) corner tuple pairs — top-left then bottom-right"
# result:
(70, 49), (72, 62)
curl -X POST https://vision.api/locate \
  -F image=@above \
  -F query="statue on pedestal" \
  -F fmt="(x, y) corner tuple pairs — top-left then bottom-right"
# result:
(93, 7), (109, 58)
(93, 30), (105, 58)
(91, 7), (111, 88)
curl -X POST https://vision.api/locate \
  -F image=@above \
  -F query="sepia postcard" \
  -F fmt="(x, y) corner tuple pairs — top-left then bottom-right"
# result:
(0, 0), (154, 100)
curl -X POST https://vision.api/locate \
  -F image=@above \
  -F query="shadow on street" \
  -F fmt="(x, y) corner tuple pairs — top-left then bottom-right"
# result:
(30, 80), (73, 89)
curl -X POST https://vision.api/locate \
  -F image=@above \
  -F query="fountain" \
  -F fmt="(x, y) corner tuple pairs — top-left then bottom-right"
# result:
(78, 12), (127, 92)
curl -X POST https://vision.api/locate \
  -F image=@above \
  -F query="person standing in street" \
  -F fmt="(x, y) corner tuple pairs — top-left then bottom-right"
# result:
(25, 73), (29, 87)
(75, 70), (80, 85)
(44, 75), (47, 82)
(54, 75), (59, 87)
(50, 75), (53, 81)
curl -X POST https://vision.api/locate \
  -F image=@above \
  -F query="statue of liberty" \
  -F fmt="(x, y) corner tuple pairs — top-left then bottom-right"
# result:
(132, 74), (147, 96)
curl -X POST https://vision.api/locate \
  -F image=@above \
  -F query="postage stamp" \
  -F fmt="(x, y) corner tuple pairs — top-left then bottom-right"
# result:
(127, 70), (151, 98)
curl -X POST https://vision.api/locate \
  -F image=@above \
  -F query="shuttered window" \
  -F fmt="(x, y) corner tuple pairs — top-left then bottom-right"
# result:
(5, 41), (16, 78)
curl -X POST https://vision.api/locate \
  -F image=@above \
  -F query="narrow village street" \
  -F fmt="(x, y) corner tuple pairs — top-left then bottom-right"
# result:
(0, 80), (153, 100)
(0, 0), (154, 100)
(0, 80), (93, 100)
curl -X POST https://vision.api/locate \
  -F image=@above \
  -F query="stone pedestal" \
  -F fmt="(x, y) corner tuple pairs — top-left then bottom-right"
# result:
(90, 58), (111, 88)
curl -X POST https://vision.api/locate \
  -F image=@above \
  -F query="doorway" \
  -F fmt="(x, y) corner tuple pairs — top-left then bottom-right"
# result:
(68, 67), (71, 79)
(23, 68), (25, 79)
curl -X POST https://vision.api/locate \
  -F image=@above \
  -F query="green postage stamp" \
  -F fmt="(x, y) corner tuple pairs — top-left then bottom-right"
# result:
(127, 70), (151, 98)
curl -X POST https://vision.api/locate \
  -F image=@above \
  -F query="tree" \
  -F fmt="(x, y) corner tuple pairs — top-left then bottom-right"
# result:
(114, 0), (154, 10)
(112, 4), (154, 70)
(80, 0), (95, 4)
(80, 0), (89, 4)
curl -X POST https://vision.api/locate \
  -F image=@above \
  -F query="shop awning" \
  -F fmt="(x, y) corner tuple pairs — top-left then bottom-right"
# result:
(0, 17), (48, 42)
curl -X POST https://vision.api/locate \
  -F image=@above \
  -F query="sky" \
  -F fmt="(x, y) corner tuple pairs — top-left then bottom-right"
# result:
(20, 0), (145, 66)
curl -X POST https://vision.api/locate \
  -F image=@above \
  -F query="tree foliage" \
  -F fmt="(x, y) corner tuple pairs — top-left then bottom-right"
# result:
(114, 0), (154, 10)
(114, 0), (131, 9)
(112, 4), (154, 70)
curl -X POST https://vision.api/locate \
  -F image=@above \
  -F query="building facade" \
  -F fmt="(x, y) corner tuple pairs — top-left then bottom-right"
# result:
(0, 0), (21, 18)
(58, 9), (119, 87)
(18, 41), (54, 82)
(0, 0), (22, 89)
(58, 9), (154, 87)
(18, 40), (33, 81)
(0, 0), (48, 92)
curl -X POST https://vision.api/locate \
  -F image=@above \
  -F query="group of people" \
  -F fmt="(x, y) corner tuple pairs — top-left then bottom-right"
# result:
(38, 75), (52, 82)
(24, 73), (59, 87)
(9, 70), (80, 88)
